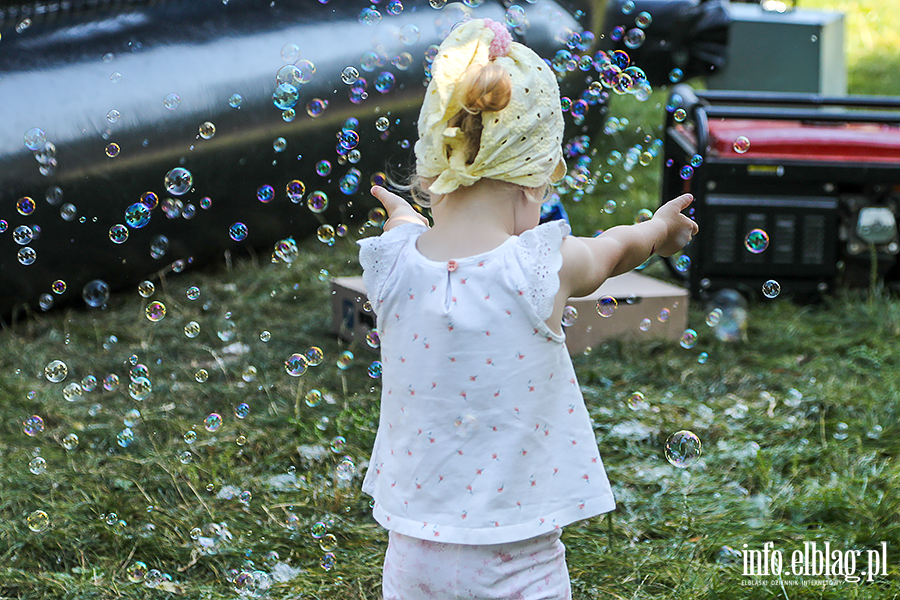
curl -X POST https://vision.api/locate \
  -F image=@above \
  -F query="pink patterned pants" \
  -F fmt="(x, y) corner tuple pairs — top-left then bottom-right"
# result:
(382, 529), (572, 600)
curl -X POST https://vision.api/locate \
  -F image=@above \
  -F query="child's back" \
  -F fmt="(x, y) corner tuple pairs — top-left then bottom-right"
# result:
(360, 209), (615, 545)
(358, 15), (697, 599)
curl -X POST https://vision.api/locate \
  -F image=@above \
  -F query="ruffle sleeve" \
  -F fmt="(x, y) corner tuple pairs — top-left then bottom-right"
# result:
(357, 222), (429, 304)
(514, 219), (570, 320)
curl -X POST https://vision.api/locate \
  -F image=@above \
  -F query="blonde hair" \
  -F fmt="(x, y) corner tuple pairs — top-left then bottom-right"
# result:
(390, 62), (514, 208)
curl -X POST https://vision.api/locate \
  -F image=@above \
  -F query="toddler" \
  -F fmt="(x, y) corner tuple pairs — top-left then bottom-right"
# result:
(358, 17), (698, 600)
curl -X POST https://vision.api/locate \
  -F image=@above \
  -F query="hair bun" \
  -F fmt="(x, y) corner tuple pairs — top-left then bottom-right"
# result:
(462, 62), (512, 114)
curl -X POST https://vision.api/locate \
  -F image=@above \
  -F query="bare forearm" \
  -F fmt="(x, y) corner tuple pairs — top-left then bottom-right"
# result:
(599, 219), (670, 277)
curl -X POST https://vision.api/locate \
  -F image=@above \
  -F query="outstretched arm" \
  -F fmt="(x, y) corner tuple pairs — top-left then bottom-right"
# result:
(560, 194), (698, 298)
(370, 186), (430, 231)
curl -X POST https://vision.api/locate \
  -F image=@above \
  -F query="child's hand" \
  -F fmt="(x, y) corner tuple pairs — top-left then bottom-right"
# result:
(651, 193), (698, 257)
(371, 186), (430, 231)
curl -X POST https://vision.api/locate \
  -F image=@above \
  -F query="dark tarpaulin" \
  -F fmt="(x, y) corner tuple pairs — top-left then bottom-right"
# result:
(600, 0), (730, 86)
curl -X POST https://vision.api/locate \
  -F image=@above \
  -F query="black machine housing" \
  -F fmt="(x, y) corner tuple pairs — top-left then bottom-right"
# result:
(662, 84), (900, 300)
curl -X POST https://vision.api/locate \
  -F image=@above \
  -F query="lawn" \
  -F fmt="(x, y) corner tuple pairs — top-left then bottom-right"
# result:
(1, 1), (898, 599)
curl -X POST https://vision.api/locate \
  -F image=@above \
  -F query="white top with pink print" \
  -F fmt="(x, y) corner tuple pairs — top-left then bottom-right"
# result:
(358, 219), (615, 545)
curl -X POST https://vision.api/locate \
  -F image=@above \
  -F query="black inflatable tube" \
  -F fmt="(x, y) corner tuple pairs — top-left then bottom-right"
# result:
(0, 0), (598, 321)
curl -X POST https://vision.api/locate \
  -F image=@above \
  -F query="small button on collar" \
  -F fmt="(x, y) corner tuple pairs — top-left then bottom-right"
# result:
(447, 260), (458, 272)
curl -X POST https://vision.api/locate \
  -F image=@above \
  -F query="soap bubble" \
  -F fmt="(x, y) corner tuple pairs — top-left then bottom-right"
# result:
(664, 430), (702, 468)
(125, 203), (151, 228)
(26, 510), (50, 533)
(762, 280), (781, 298)
(374, 72), (395, 93)
(744, 229), (769, 254)
(239, 490), (252, 505)
(229, 93), (243, 108)
(359, 7), (382, 25)
(29, 457), (47, 475)
(337, 351), (354, 370)
(13, 226), (33, 247)
(129, 377), (152, 401)
(311, 521), (327, 539)
(24, 415), (45, 436)
(126, 561), (148, 583)
(184, 321), (201, 338)
(305, 389), (323, 407)
(690, 154), (703, 168)
(399, 24), (419, 46)
(339, 129), (360, 150)
(63, 382), (84, 402)
(272, 83), (299, 110)
(285, 353), (308, 377)
(621, 0), (635, 13)
(306, 98), (328, 117)
(639, 318), (652, 331)
(274, 237), (299, 263)
(17, 247), (36, 265)
(674, 255), (691, 273)
(679, 165), (694, 180)
(341, 66), (360, 85)
(368, 361), (383, 378)
(307, 191), (329, 213)
(163, 93), (181, 110)
(84, 280), (111, 308)
(183, 430), (197, 444)
(561, 306), (578, 328)
(257, 184), (275, 203)
(306, 346), (324, 366)
(165, 168), (192, 195)
(286, 180), (306, 202)
(330, 435), (347, 453)
(137, 281), (155, 298)
(228, 222), (248, 242)
(658, 308), (670, 322)
(505, 5), (526, 27)
(103, 374), (120, 391)
(123, 410), (141, 428)
(623, 28), (645, 49)
(235, 403), (250, 419)
(705, 308), (722, 327)
(669, 68), (683, 83)
(635, 11), (652, 28)
(17, 197), (36, 216)
(319, 532), (339, 551)
(109, 224), (129, 244)
(281, 42), (300, 62)
(315, 160), (332, 177)
(146, 301), (166, 322)
(24, 128), (47, 151)
(317, 225), (335, 245)
(387, 0), (404, 15)
(199, 121), (216, 139)
(733, 136), (750, 154)
(149, 235), (168, 259)
(186, 286), (200, 301)
(429, 0), (446, 7)
(259, 330), (271, 342)
(195, 369), (208, 383)
(273, 137), (287, 152)
(320, 553), (336, 571)
(680, 329), (698, 349)
(596, 295), (617, 317)
(365, 330), (381, 348)
(375, 117), (390, 132)
(204, 413), (222, 432)
(117, 428), (135, 447)
(242, 366), (258, 382)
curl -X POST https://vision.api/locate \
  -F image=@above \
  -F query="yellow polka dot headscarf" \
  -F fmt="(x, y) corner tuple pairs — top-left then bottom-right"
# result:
(415, 18), (567, 195)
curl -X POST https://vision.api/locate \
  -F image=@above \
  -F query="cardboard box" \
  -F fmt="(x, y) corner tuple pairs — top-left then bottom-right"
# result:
(331, 273), (689, 356)
(563, 272), (689, 355)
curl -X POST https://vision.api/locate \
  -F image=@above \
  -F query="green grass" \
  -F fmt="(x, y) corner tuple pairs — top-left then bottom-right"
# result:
(2, 0), (899, 598)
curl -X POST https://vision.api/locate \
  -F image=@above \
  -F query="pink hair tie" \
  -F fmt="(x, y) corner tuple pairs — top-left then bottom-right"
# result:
(484, 18), (512, 59)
